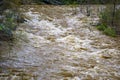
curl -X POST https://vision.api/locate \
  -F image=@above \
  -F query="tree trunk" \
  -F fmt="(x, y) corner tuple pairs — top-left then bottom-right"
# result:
(86, 0), (90, 16)
(111, 0), (116, 27)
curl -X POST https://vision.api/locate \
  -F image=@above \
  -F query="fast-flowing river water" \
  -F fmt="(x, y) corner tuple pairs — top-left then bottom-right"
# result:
(0, 5), (120, 80)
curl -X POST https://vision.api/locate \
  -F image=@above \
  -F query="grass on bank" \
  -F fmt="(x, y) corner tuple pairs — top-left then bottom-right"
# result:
(96, 24), (117, 37)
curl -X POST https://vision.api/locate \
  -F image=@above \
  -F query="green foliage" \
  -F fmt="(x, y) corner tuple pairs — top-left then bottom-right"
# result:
(104, 27), (116, 37)
(0, 25), (3, 30)
(99, 5), (113, 26)
(99, 5), (120, 35)
(96, 24), (117, 37)
(0, 24), (13, 37)
(96, 24), (107, 31)
(0, 0), (21, 40)
(0, 11), (18, 40)
(61, 0), (78, 5)
(36, 0), (120, 5)
(113, 9), (120, 27)
(4, 11), (17, 30)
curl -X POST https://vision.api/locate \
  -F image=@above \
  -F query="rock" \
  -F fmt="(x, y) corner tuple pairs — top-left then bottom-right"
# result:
(47, 17), (53, 21)
(58, 71), (74, 77)
(11, 69), (24, 73)
(74, 45), (88, 51)
(46, 35), (56, 42)
(99, 53), (112, 59)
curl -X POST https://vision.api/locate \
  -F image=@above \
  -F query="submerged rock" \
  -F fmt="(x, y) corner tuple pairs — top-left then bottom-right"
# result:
(58, 71), (74, 77)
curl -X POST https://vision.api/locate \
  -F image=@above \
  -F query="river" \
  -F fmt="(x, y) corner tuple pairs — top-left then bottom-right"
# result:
(0, 5), (120, 80)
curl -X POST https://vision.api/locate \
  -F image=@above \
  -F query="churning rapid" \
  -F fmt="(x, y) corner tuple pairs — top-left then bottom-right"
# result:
(0, 5), (120, 80)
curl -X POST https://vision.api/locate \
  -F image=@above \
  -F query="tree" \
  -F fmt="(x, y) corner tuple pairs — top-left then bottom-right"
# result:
(99, 0), (120, 35)
(0, 0), (22, 41)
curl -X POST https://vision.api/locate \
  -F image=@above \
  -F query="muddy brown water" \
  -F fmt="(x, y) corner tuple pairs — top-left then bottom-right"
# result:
(0, 5), (120, 80)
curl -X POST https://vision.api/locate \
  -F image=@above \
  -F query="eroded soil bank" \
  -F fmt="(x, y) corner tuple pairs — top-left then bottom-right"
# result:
(0, 5), (120, 80)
